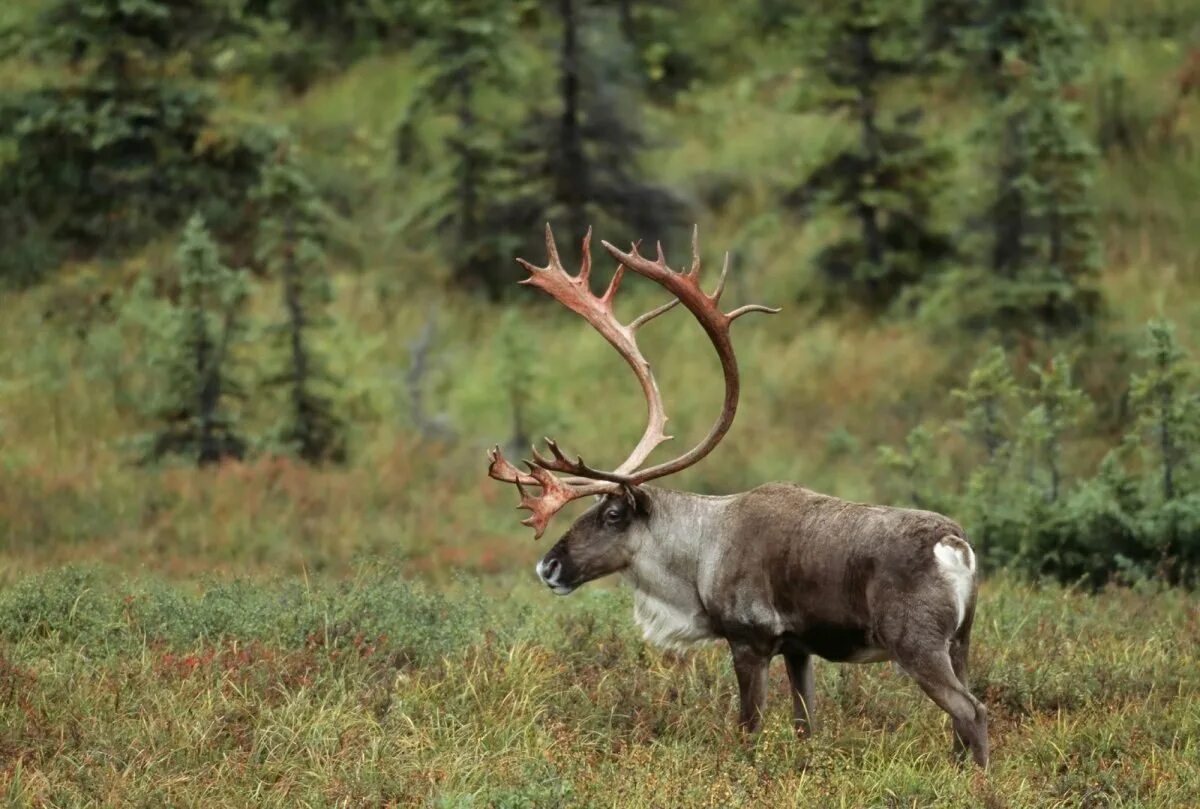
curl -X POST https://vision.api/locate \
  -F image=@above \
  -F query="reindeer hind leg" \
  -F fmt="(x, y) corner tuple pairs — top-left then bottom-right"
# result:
(948, 611), (975, 761)
(895, 642), (989, 767)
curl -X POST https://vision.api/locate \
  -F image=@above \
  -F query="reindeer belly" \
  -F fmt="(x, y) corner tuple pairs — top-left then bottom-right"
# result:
(784, 623), (891, 664)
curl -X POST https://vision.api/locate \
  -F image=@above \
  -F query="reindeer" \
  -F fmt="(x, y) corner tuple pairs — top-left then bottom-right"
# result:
(487, 226), (989, 767)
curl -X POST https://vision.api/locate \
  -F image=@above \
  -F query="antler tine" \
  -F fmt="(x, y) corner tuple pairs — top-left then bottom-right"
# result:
(727, 303), (782, 321)
(488, 443), (597, 488)
(710, 252), (730, 304)
(578, 227), (593, 286)
(531, 436), (616, 480)
(518, 223), (587, 284)
(601, 262), (625, 305)
(543, 222), (563, 271)
(488, 445), (534, 486)
(529, 437), (569, 470)
(509, 460), (617, 539)
(689, 225), (702, 278)
(629, 296), (681, 331)
(602, 239), (648, 306)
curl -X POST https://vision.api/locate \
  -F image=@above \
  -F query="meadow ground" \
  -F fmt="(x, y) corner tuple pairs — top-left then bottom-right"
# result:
(1, 566), (1197, 807)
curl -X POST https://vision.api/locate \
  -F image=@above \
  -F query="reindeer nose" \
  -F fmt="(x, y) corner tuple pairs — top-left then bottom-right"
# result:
(538, 557), (562, 587)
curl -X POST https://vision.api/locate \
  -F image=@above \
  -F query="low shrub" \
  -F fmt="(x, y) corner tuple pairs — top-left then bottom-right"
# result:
(0, 566), (489, 667)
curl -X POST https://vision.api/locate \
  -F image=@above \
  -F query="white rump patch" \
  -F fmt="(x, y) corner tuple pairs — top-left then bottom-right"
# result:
(933, 538), (975, 629)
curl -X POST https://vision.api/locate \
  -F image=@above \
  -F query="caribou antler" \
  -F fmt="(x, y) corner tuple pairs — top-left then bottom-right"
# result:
(487, 225), (778, 537)
(486, 446), (615, 538)
(486, 225), (679, 536)
(598, 228), (780, 483)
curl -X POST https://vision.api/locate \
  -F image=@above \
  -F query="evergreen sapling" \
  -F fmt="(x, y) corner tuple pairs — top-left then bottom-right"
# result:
(254, 156), (348, 464)
(142, 215), (248, 466)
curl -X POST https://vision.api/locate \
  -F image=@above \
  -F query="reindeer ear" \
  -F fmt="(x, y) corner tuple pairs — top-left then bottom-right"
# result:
(623, 485), (651, 516)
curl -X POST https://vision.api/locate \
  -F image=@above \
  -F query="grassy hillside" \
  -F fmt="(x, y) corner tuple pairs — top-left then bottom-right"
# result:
(3, 33), (1199, 578)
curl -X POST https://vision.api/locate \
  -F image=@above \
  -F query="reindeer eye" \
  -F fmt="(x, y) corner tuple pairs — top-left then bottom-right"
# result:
(603, 506), (624, 525)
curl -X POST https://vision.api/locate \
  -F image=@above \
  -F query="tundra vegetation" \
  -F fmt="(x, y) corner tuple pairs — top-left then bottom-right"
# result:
(1, 0), (1199, 805)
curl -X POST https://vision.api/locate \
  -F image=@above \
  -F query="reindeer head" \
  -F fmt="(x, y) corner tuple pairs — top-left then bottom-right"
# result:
(487, 225), (778, 594)
(534, 487), (652, 594)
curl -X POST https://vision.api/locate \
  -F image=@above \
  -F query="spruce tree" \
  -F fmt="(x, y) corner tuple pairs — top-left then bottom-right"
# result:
(595, 0), (699, 97)
(953, 347), (1020, 559)
(253, 155), (348, 464)
(1018, 353), (1089, 503)
(506, 0), (685, 258)
(1130, 320), (1198, 504)
(975, 0), (1101, 331)
(396, 0), (517, 295)
(877, 424), (949, 512)
(400, 0), (684, 293)
(1127, 320), (1200, 583)
(789, 0), (954, 310)
(143, 215), (248, 466)
(0, 0), (270, 278)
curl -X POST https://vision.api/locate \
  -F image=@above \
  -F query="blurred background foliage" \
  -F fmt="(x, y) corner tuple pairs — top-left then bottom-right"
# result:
(1, 0), (1200, 588)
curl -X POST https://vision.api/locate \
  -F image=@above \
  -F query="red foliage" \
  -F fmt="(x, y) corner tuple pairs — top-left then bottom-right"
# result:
(152, 635), (388, 690)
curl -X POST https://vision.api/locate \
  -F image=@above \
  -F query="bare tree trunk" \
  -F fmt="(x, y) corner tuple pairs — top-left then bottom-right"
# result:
(617, 0), (635, 41)
(853, 27), (884, 278)
(558, 0), (589, 243)
(281, 220), (313, 460)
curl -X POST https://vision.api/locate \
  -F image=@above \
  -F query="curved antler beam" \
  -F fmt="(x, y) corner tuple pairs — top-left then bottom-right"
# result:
(598, 228), (779, 484)
(516, 226), (678, 477)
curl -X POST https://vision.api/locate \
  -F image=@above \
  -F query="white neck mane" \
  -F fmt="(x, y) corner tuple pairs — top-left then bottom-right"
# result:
(622, 488), (735, 649)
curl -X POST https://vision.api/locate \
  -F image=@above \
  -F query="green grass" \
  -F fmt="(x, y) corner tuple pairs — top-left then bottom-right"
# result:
(1, 569), (1197, 806)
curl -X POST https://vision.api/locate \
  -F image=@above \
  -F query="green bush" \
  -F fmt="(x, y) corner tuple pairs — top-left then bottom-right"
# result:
(137, 216), (250, 466)
(880, 319), (1200, 587)
(0, 0), (274, 283)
